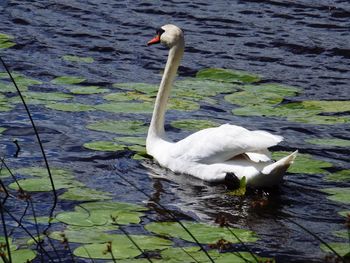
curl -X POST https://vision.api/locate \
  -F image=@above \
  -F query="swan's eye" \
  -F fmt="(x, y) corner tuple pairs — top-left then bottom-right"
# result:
(156, 28), (165, 36)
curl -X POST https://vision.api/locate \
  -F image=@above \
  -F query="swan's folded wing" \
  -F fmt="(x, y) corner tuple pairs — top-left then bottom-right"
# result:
(171, 124), (283, 163)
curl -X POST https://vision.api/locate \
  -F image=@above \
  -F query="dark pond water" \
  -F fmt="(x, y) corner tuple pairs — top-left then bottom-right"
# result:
(0, 0), (350, 262)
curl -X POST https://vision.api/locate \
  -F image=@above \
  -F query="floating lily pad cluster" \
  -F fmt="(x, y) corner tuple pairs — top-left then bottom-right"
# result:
(0, 236), (36, 263)
(9, 167), (112, 201)
(49, 202), (264, 261)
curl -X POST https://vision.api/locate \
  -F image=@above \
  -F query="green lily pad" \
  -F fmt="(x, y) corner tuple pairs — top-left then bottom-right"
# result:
(272, 152), (332, 174)
(0, 169), (11, 178)
(196, 68), (261, 83)
(161, 246), (271, 263)
(51, 76), (85, 85)
(9, 177), (81, 192)
(60, 187), (112, 201)
(0, 236), (36, 263)
(0, 81), (28, 93)
(322, 188), (350, 204)
(11, 91), (73, 105)
(83, 141), (125, 152)
(168, 98), (199, 111)
(69, 85), (109, 94)
(46, 102), (93, 112)
(114, 136), (146, 146)
(87, 120), (148, 135)
(49, 226), (118, 244)
(80, 201), (148, 212)
(15, 167), (74, 179)
(145, 221), (258, 244)
(320, 242), (350, 257)
(0, 72), (42, 88)
(324, 170), (350, 182)
(171, 119), (218, 131)
(113, 83), (158, 94)
(104, 91), (153, 102)
(307, 138), (350, 147)
(0, 33), (15, 49)
(56, 201), (147, 228)
(95, 102), (154, 114)
(74, 235), (172, 260)
(3, 249), (36, 263)
(62, 55), (94, 63)
(287, 114), (350, 125)
(56, 207), (108, 227)
(174, 78), (239, 98)
(302, 100), (350, 113)
(225, 90), (283, 107)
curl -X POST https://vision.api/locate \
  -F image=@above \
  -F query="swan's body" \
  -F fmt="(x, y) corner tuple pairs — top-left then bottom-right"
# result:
(146, 24), (297, 188)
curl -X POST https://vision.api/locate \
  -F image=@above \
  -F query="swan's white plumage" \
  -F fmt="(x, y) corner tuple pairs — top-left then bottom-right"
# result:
(146, 24), (297, 187)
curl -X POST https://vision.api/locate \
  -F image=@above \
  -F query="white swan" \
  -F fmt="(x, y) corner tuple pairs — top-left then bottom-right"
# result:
(146, 24), (297, 188)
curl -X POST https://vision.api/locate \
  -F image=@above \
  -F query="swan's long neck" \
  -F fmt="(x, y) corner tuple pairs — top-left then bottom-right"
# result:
(148, 41), (184, 139)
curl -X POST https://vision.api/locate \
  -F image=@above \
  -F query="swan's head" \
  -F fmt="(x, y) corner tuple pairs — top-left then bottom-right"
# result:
(147, 24), (184, 48)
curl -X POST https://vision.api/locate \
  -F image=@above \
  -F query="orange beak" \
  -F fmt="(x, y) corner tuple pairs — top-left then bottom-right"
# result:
(147, 35), (161, 46)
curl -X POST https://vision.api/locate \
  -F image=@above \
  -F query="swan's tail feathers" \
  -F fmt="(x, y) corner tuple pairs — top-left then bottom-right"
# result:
(262, 150), (298, 176)
(248, 150), (298, 187)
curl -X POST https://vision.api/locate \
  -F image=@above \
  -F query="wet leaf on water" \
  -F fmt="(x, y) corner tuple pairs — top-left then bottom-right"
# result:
(0, 81), (28, 93)
(69, 85), (110, 95)
(9, 177), (81, 192)
(113, 83), (158, 94)
(171, 119), (219, 131)
(322, 188), (350, 204)
(320, 242), (350, 257)
(272, 152), (332, 174)
(161, 246), (271, 263)
(196, 68), (261, 83)
(74, 235), (172, 260)
(5, 249), (36, 263)
(49, 226), (118, 244)
(56, 207), (108, 227)
(95, 102), (154, 114)
(225, 90), (283, 107)
(46, 102), (93, 112)
(174, 78), (239, 98)
(87, 120), (148, 135)
(104, 91), (153, 102)
(302, 100), (350, 113)
(62, 55), (94, 63)
(55, 201), (147, 228)
(114, 136), (146, 146)
(51, 76), (85, 85)
(0, 33), (15, 49)
(11, 91), (73, 105)
(324, 170), (350, 182)
(60, 187), (113, 201)
(168, 98), (200, 111)
(83, 141), (125, 152)
(145, 221), (258, 244)
(0, 72), (42, 88)
(306, 138), (350, 147)
(15, 167), (74, 179)
(80, 201), (148, 212)
(245, 83), (300, 95)
(0, 236), (36, 263)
